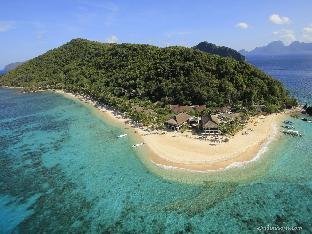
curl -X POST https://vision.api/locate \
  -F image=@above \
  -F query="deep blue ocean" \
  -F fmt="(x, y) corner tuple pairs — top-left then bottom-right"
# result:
(0, 55), (311, 233)
(248, 54), (312, 105)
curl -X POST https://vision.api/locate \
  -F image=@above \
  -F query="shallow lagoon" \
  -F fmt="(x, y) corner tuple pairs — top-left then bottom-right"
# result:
(0, 88), (311, 233)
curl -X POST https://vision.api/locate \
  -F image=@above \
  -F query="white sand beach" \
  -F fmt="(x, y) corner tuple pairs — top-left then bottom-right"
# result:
(55, 90), (289, 172)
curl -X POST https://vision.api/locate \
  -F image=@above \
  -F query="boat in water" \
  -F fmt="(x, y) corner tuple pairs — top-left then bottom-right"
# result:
(117, 134), (128, 138)
(132, 142), (144, 148)
(302, 118), (312, 123)
(282, 125), (295, 129)
(282, 130), (303, 137)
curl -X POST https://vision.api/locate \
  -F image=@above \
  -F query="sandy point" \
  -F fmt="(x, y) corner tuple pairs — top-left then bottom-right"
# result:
(145, 113), (287, 172)
(54, 89), (291, 172)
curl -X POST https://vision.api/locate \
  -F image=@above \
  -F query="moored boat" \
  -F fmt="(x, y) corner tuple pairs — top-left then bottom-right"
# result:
(117, 134), (128, 138)
(283, 120), (294, 125)
(282, 125), (294, 129)
(282, 130), (302, 137)
(132, 142), (144, 148)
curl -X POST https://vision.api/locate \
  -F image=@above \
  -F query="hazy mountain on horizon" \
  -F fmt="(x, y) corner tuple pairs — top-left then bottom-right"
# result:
(3, 62), (24, 73)
(240, 41), (312, 56)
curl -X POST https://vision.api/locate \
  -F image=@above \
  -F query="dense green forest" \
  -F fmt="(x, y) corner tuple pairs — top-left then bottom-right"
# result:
(193, 41), (245, 61)
(0, 38), (297, 127)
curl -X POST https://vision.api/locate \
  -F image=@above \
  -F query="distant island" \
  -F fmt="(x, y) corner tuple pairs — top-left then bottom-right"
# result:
(240, 41), (312, 56)
(194, 41), (245, 61)
(2, 62), (24, 73)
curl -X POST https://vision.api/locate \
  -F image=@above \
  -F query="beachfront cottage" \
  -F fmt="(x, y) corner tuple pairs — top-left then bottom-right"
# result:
(201, 115), (220, 134)
(193, 105), (207, 113)
(169, 105), (194, 113)
(169, 104), (207, 114)
(165, 112), (191, 131)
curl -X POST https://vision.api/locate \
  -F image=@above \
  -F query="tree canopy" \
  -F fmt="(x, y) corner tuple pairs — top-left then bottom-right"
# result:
(193, 41), (245, 61)
(0, 38), (296, 111)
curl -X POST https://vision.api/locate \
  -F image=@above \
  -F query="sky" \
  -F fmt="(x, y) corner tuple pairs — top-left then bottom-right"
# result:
(1, 0), (312, 68)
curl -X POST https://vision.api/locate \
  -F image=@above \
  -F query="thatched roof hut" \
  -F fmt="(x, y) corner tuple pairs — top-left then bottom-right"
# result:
(169, 105), (180, 113)
(194, 105), (206, 112)
(165, 112), (191, 130)
(165, 118), (177, 126)
(210, 115), (220, 124)
(175, 113), (191, 125)
(169, 105), (193, 113)
(203, 120), (219, 129)
(201, 115), (220, 129)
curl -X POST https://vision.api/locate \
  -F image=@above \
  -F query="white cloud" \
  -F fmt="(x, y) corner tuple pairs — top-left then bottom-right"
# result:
(0, 21), (15, 32)
(303, 25), (312, 42)
(273, 29), (296, 44)
(236, 22), (249, 29)
(269, 14), (290, 25)
(106, 35), (119, 43)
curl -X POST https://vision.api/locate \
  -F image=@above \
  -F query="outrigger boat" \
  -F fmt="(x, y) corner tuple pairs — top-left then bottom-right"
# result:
(132, 143), (144, 148)
(282, 130), (302, 137)
(302, 118), (312, 123)
(283, 120), (294, 125)
(281, 125), (294, 129)
(117, 134), (128, 138)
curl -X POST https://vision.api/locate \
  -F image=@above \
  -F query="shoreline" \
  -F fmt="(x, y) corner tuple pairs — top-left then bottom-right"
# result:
(52, 89), (290, 172)
(2, 87), (292, 173)
(146, 114), (285, 172)
(150, 122), (279, 173)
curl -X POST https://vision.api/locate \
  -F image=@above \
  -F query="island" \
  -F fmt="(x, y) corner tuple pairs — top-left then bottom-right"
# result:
(240, 41), (312, 56)
(0, 38), (298, 171)
(2, 62), (24, 73)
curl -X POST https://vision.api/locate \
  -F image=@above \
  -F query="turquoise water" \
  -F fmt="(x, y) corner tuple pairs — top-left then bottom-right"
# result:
(1, 88), (311, 233)
(1, 54), (312, 234)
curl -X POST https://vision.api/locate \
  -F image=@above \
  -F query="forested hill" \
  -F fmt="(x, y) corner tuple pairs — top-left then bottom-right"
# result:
(193, 41), (245, 61)
(1, 38), (295, 110)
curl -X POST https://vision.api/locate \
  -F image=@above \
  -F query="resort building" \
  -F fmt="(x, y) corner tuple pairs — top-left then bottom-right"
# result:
(193, 105), (207, 113)
(169, 105), (194, 113)
(201, 115), (221, 135)
(169, 104), (207, 114)
(165, 112), (191, 131)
